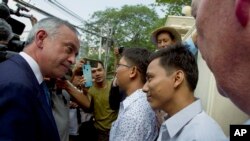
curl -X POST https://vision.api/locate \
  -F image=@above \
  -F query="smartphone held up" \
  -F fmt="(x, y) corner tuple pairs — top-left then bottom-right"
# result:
(82, 58), (98, 88)
(82, 63), (93, 88)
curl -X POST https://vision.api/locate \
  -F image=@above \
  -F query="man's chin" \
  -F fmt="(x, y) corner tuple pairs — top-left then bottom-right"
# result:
(95, 79), (103, 83)
(149, 102), (158, 110)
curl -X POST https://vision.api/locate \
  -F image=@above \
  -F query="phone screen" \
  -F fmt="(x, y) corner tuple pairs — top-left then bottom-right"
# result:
(82, 64), (93, 87)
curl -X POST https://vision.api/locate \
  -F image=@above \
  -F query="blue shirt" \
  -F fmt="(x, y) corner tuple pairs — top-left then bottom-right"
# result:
(157, 99), (227, 141)
(184, 38), (198, 55)
(109, 89), (158, 141)
(244, 119), (250, 125)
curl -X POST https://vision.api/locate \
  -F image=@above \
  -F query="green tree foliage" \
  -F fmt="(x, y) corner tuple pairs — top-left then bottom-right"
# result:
(82, 5), (165, 77)
(155, 0), (192, 16)
(84, 5), (165, 51)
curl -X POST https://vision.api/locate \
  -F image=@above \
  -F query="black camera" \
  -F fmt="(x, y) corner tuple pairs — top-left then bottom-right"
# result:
(0, 1), (28, 62)
(0, 1), (26, 35)
(0, 21), (25, 62)
(7, 34), (25, 52)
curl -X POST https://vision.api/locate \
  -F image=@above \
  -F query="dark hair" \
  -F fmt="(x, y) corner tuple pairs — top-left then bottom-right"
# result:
(156, 30), (175, 41)
(122, 47), (151, 83)
(96, 60), (104, 69)
(149, 43), (198, 91)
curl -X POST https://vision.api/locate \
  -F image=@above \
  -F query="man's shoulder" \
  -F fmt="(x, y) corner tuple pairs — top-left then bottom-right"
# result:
(0, 62), (29, 81)
(0, 57), (38, 90)
(0, 54), (25, 72)
(185, 111), (224, 133)
(89, 80), (111, 91)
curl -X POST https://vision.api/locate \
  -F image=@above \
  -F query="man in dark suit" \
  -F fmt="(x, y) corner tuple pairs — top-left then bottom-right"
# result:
(0, 17), (80, 141)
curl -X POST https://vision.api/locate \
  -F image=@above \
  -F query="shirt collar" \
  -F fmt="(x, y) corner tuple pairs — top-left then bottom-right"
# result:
(19, 52), (43, 84)
(162, 99), (203, 138)
(122, 89), (145, 110)
(244, 119), (250, 125)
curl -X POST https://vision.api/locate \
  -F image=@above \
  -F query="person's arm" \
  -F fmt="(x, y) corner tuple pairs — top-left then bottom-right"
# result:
(114, 47), (120, 67)
(109, 80), (121, 110)
(109, 49), (126, 110)
(57, 80), (91, 111)
(109, 77), (125, 110)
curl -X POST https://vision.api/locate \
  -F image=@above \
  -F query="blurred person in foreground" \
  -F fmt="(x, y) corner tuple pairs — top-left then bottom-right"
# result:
(191, 0), (250, 118)
(109, 47), (158, 141)
(143, 44), (227, 141)
(0, 17), (80, 141)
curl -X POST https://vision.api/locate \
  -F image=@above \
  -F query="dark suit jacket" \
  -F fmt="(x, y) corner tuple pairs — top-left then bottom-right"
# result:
(0, 55), (60, 141)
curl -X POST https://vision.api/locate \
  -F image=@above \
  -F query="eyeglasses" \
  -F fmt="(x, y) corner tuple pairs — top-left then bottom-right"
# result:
(116, 63), (131, 69)
(116, 63), (142, 73)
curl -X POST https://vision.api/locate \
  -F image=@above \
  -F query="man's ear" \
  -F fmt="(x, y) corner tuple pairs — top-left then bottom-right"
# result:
(173, 70), (184, 88)
(129, 66), (137, 78)
(35, 30), (47, 48)
(235, 0), (250, 27)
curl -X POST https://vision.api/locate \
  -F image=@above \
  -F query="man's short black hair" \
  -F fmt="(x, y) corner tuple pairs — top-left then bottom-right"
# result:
(96, 60), (104, 69)
(156, 30), (175, 41)
(149, 43), (198, 91)
(122, 47), (151, 83)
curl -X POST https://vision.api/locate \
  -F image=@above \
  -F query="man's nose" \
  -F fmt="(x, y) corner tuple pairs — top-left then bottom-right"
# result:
(142, 82), (149, 93)
(68, 54), (76, 64)
(160, 42), (166, 48)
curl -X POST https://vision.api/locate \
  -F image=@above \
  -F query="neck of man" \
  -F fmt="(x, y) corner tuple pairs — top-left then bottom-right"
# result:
(163, 88), (195, 117)
(94, 80), (106, 89)
(125, 81), (144, 96)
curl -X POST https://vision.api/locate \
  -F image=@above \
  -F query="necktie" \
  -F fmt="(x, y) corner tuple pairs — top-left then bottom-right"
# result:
(40, 81), (51, 107)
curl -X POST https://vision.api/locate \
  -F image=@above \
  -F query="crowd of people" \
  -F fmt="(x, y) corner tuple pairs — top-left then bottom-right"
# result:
(1, 0), (250, 140)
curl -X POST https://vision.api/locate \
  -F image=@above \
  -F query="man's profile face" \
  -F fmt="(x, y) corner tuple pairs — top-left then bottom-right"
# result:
(143, 58), (175, 110)
(40, 25), (80, 78)
(192, 0), (250, 114)
(191, 0), (232, 89)
(115, 57), (131, 90)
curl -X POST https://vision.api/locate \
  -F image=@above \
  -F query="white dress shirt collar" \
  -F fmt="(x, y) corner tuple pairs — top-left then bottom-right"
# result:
(19, 52), (43, 84)
(162, 99), (203, 138)
(122, 89), (144, 110)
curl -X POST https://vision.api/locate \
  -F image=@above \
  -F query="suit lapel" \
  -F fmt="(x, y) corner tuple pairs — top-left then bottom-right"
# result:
(10, 54), (59, 132)
(37, 86), (58, 130)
